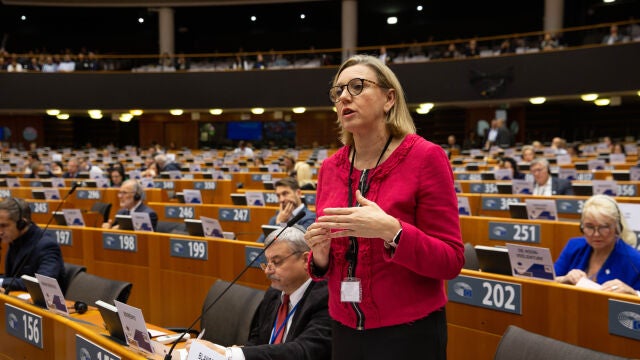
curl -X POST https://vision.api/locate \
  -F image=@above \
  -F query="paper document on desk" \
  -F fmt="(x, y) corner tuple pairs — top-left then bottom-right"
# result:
(187, 341), (226, 360)
(576, 277), (602, 290)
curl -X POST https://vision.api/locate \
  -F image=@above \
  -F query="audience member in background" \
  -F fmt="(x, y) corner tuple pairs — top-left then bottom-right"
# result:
(463, 38), (480, 57)
(498, 38), (514, 54)
(602, 24), (624, 45)
(108, 167), (126, 188)
(531, 140), (543, 151)
(612, 142), (626, 155)
(540, 32), (559, 51)
(80, 157), (103, 177)
(446, 134), (460, 152)
(234, 140), (255, 158)
(0, 198), (66, 293)
(154, 153), (181, 172)
(530, 157), (573, 195)
(22, 151), (40, 175)
(378, 46), (391, 64)
(257, 178), (316, 243)
(441, 42), (460, 59)
(462, 130), (481, 150)
(140, 161), (159, 178)
(6, 55), (24, 72)
(483, 118), (512, 149)
(62, 157), (80, 178)
(555, 195), (640, 296)
(187, 226), (331, 360)
(494, 156), (525, 180)
(102, 179), (158, 231)
(294, 162), (316, 190)
(520, 145), (536, 163)
(551, 137), (568, 155)
(282, 155), (297, 177)
(57, 54), (76, 72)
(50, 161), (64, 177)
(41, 55), (57, 72)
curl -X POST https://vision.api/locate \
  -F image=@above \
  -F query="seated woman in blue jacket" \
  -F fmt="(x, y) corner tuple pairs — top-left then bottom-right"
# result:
(554, 194), (640, 296)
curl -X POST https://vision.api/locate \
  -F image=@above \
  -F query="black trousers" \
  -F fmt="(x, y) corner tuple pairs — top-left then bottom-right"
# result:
(331, 308), (447, 360)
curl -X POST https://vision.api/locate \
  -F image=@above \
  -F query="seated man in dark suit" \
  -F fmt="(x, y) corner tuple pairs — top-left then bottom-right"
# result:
(257, 177), (316, 243)
(0, 198), (66, 292)
(102, 179), (158, 231)
(187, 225), (331, 360)
(530, 157), (573, 196)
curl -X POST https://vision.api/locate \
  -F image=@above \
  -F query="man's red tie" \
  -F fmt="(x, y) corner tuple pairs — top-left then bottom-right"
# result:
(273, 294), (290, 344)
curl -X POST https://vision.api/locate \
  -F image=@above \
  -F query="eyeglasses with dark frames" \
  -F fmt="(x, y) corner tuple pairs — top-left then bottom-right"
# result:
(329, 78), (381, 103)
(259, 251), (301, 271)
(582, 224), (613, 236)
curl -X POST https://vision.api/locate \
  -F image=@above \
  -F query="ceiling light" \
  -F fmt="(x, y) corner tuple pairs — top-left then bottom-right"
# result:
(529, 97), (546, 104)
(119, 113), (133, 122)
(580, 93), (598, 101)
(130, 109), (143, 116)
(138, 17), (144, 23)
(292, 107), (306, 114)
(419, 102), (434, 110)
(169, 109), (183, 116)
(417, 5), (423, 11)
(46, 109), (60, 116)
(56, 113), (69, 120)
(387, 17), (398, 25)
(209, 108), (223, 115)
(637, 90), (640, 97)
(250, 16), (257, 22)
(416, 107), (430, 114)
(594, 98), (610, 106)
(300, 14), (306, 19)
(88, 110), (103, 119)
(251, 108), (265, 115)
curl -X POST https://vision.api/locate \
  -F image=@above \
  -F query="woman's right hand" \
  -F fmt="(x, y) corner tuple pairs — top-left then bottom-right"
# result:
(555, 269), (587, 285)
(304, 223), (332, 269)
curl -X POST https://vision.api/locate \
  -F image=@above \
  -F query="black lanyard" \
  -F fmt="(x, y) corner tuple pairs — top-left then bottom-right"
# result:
(347, 135), (393, 207)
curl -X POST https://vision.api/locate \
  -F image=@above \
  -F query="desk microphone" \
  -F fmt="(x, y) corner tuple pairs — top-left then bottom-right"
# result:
(3, 181), (80, 293)
(164, 210), (306, 360)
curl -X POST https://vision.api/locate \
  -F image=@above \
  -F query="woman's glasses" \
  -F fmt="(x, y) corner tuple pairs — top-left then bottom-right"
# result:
(328, 78), (380, 103)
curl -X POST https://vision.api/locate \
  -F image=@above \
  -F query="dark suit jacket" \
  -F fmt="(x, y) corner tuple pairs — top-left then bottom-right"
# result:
(242, 280), (331, 360)
(257, 205), (316, 243)
(113, 203), (158, 231)
(2, 224), (66, 292)
(552, 177), (573, 195)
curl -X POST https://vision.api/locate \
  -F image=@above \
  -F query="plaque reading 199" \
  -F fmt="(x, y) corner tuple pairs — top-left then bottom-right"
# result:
(102, 232), (138, 252)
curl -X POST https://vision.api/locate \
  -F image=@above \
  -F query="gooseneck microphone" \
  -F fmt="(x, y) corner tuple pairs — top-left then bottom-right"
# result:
(164, 210), (306, 360)
(3, 181), (81, 293)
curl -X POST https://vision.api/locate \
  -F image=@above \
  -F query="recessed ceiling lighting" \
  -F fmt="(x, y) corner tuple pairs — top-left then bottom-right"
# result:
(416, 107), (430, 114)
(120, 113), (133, 122)
(594, 98), (610, 106)
(250, 16), (257, 22)
(292, 107), (306, 114)
(169, 109), (183, 115)
(580, 93), (598, 101)
(529, 97), (546, 104)
(300, 14), (306, 19)
(387, 17), (398, 25)
(138, 17), (144, 24)
(419, 102), (434, 110)
(88, 110), (103, 119)
(20, 15), (26, 21)
(46, 109), (60, 116)
(56, 113), (70, 120)
(209, 109), (223, 115)
(251, 108), (265, 115)
(417, 5), (423, 11)
(130, 109), (143, 116)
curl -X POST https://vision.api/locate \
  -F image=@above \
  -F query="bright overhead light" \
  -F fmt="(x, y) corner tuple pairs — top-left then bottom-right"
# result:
(119, 113), (133, 122)
(130, 109), (143, 116)
(416, 107), (431, 114)
(594, 98), (610, 106)
(529, 97), (546, 104)
(292, 107), (306, 114)
(417, 5), (423, 11)
(46, 109), (60, 116)
(580, 93), (598, 101)
(250, 16), (257, 22)
(419, 102), (434, 110)
(251, 108), (265, 115)
(88, 110), (103, 119)
(138, 17), (144, 23)
(637, 90), (640, 97)
(387, 17), (398, 25)
(209, 108), (223, 115)
(169, 109), (183, 116)
(56, 113), (70, 120)
(300, 14), (306, 19)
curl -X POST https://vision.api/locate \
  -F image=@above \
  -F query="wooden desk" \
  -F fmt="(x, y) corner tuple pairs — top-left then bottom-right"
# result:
(0, 292), (151, 359)
(446, 269), (640, 360)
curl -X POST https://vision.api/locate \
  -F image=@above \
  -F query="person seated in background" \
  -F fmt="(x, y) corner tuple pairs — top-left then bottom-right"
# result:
(494, 156), (525, 180)
(540, 32), (559, 51)
(520, 145), (536, 163)
(602, 24), (624, 45)
(550, 137), (568, 155)
(50, 161), (64, 177)
(140, 161), (159, 178)
(187, 226), (331, 360)
(62, 157), (80, 178)
(154, 153), (181, 172)
(282, 154), (296, 177)
(530, 157), (573, 195)
(234, 140), (255, 159)
(108, 167), (126, 188)
(555, 195), (640, 296)
(612, 142), (626, 155)
(102, 179), (158, 231)
(0, 198), (66, 293)
(294, 161), (316, 190)
(257, 178), (316, 243)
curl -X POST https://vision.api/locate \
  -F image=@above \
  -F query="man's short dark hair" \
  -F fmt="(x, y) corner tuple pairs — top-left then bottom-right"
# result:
(275, 177), (300, 191)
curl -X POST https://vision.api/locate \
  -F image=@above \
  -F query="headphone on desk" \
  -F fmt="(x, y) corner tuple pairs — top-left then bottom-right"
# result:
(579, 195), (623, 234)
(73, 301), (88, 314)
(12, 198), (28, 231)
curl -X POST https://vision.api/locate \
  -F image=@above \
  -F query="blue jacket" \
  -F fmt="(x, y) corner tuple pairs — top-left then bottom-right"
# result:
(2, 224), (66, 292)
(554, 237), (640, 290)
(257, 205), (316, 243)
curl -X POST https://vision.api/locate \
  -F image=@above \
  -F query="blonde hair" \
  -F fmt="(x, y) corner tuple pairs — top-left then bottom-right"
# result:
(581, 195), (636, 247)
(332, 54), (416, 146)
(294, 161), (315, 189)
